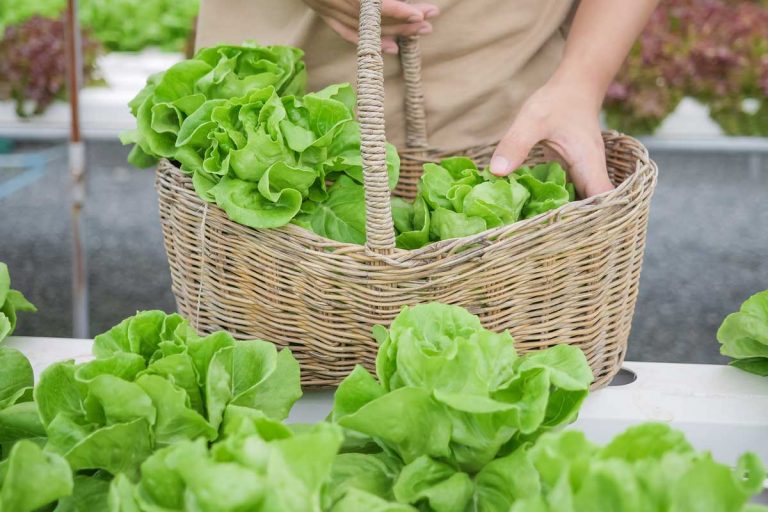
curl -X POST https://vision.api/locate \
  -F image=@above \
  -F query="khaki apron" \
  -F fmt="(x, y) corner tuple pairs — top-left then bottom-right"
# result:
(195, 0), (574, 152)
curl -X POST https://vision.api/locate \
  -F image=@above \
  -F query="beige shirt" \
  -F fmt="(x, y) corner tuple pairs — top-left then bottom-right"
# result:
(196, 0), (574, 152)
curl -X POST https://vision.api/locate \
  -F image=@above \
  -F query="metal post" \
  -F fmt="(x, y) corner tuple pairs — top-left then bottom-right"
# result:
(65, 0), (88, 338)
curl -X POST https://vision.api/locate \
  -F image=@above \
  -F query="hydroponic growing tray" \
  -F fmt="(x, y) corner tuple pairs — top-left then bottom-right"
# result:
(7, 335), (768, 469)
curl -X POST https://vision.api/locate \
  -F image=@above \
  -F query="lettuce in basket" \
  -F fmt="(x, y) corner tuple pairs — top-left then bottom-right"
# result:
(718, 289), (768, 376)
(122, 43), (307, 169)
(123, 43), (400, 240)
(394, 158), (575, 250)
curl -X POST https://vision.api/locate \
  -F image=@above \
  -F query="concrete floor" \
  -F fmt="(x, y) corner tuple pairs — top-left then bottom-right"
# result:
(1, 141), (766, 363)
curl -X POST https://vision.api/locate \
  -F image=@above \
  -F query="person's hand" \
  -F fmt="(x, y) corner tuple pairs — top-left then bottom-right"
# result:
(303, 0), (439, 54)
(489, 80), (615, 198)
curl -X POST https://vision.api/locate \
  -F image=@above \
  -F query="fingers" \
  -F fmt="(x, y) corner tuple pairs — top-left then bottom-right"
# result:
(381, 21), (432, 36)
(410, 2), (440, 18)
(546, 134), (614, 198)
(382, 36), (399, 54)
(323, 16), (360, 44)
(490, 123), (541, 176)
(381, 0), (432, 23)
(322, 16), (400, 54)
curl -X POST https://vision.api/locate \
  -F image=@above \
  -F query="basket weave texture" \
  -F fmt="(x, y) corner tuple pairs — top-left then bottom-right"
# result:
(155, 0), (657, 388)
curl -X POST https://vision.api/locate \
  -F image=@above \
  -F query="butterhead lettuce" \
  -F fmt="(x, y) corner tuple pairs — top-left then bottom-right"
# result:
(0, 262), (36, 344)
(108, 412), (343, 512)
(718, 289), (768, 376)
(394, 158), (575, 249)
(329, 303), (594, 510)
(123, 43), (400, 243)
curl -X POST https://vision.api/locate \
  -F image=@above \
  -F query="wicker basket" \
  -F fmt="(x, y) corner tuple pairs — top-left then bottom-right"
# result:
(155, 0), (657, 389)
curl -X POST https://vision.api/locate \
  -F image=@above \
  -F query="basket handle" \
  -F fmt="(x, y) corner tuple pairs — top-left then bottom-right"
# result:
(398, 30), (429, 149)
(357, 0), (396, 253)
(357, 0), (430, 252)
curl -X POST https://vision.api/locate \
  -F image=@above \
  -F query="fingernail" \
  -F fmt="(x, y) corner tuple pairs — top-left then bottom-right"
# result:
(417, 25), (432, 35)
(383, 45), (399, 55)
(424, 7), (439, 18)
(490, 156), (510, 175)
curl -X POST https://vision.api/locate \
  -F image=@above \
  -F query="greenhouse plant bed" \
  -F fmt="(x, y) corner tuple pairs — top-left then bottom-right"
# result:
(0, 50), (182, 140)
(7, 335), (768, 469)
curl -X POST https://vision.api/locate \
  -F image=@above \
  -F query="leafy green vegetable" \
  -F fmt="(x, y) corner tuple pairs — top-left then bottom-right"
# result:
(124, 43), (400, 242)
(503, 423), (766, 512)
(35, 310), (300, 481)
(0, 347), (44, 461)
(330, 303), (594, 510)
(394, 158), (575, 249)
(0, 286), (764, 510)
(718, 289), (768, 376)
(123, 44), (307, 169)
(0, 262), (36, 343)
(0, 440), (73, 512)
(515, 162), (576, 219)
(109, 413), (343, 512)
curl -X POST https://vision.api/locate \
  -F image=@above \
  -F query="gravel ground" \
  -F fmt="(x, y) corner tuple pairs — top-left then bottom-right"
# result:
(1, 140), (766, 363)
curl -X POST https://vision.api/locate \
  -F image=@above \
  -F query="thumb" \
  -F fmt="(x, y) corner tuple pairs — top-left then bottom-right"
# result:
(490, 123), (540, 176)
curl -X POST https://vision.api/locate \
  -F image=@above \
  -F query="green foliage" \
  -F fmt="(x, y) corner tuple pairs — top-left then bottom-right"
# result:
(329, 303), (594, 509)
(0, 0), (199, 52)
(110, 418), (343, 511)
(605, 0), (768, 136)
(718, 290), (768, 376)
(0, 300), (764, 510)
(394, 159), (574, 249)
(0, 263), (36, 343)
(124, 43), (400, 239)
(0, 310), (302, 510)
(504, 424), (766, 512)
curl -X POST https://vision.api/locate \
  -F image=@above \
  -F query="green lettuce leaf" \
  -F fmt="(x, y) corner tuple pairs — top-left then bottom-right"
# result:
(513, 163), (573, 219)
(0, 263), (36, 344)
(718, 290), (768, 375)
(394, 196), (431, 250)
(35, 310), (301, 484)
(507, 423), (767, 512)
(111, 417), (343, 512)
(294, 176), (367, 244)
(123, 45), (401, 242)
(395, 158), (573, 249)
(54, 473), (111, 512)
(0, 347), (43, 459)
(334, 303), (593, 475)
(0, 440), (73, 512)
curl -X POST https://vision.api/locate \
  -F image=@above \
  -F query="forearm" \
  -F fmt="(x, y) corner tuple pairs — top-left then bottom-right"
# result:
(550, 0), (660, 108)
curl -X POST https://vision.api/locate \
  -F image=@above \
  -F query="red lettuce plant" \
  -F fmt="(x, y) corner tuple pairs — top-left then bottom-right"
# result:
(605, 0), (768, 136)
(0, 16), (100, 117)
(604, 4), (691, 134)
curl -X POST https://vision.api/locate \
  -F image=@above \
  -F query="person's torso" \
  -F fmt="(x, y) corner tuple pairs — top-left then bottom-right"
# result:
(196, 0), (574, 150)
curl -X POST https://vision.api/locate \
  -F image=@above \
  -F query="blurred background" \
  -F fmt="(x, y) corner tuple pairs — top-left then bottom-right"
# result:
(0, 0), (766, 363)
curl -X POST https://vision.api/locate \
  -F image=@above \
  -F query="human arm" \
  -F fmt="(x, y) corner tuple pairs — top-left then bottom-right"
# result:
(489, 0), (660, 197)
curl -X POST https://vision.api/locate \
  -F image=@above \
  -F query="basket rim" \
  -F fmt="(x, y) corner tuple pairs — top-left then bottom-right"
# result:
(158, 132), (657, 265)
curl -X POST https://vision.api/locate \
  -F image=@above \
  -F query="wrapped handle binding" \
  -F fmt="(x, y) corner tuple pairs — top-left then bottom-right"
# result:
(357, 0), (430, 253)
